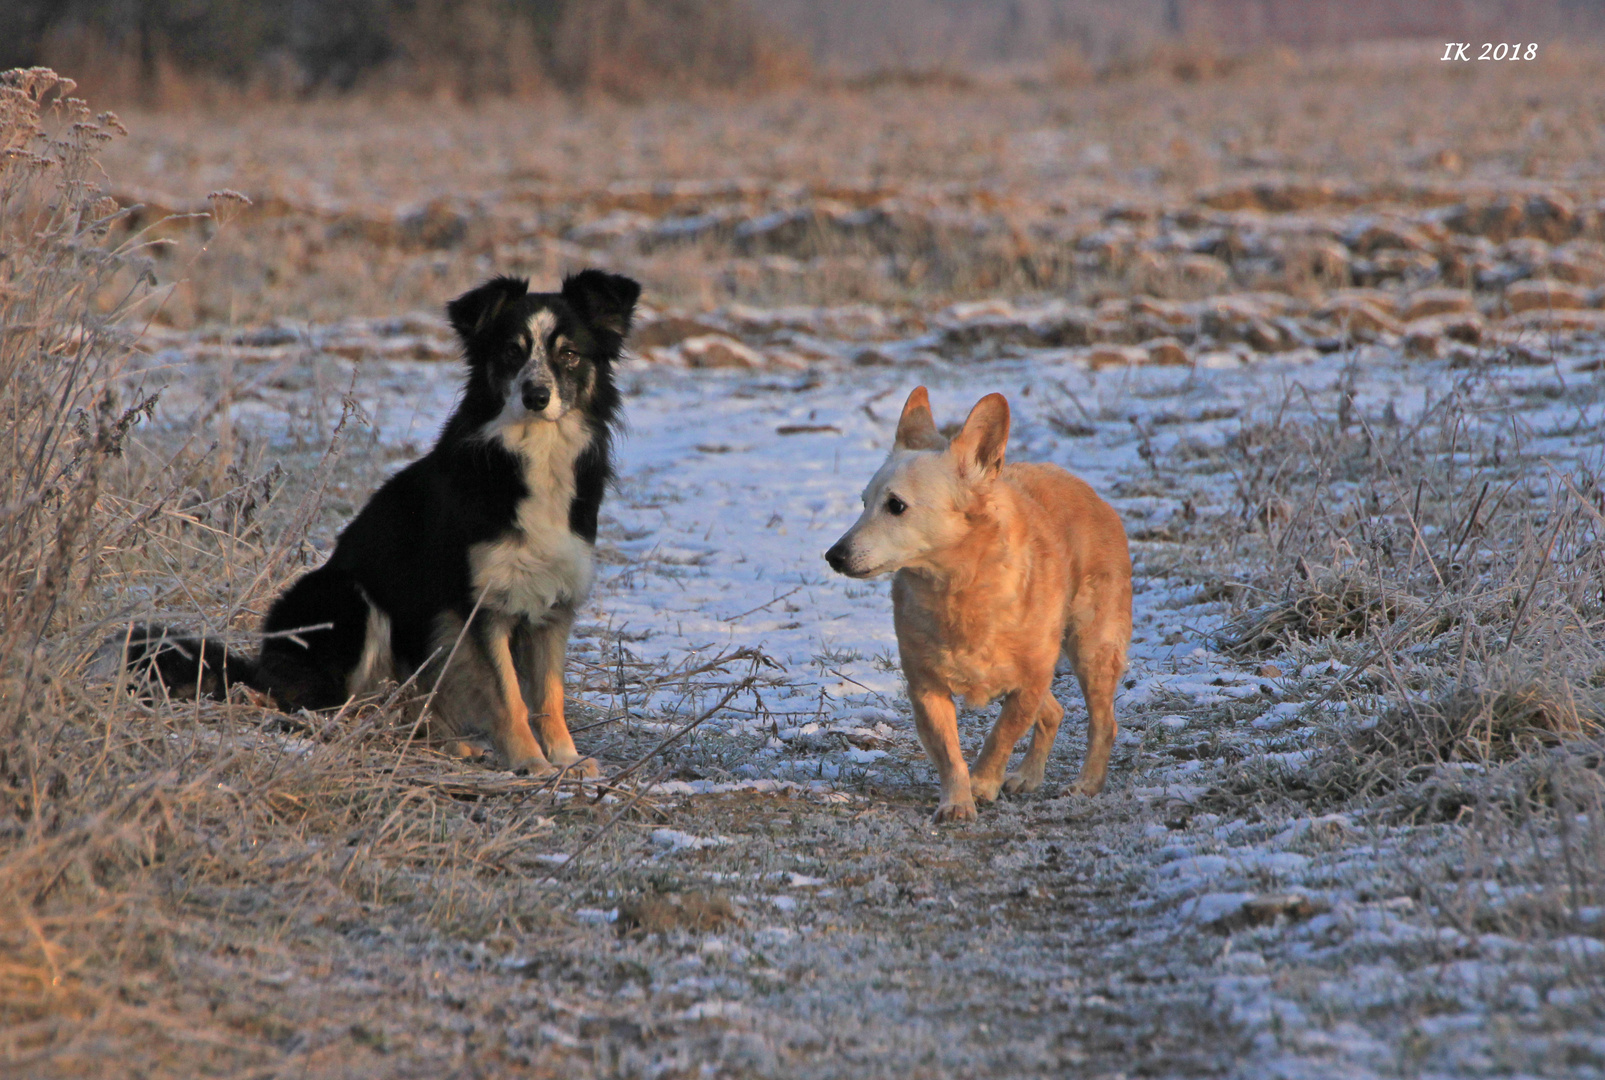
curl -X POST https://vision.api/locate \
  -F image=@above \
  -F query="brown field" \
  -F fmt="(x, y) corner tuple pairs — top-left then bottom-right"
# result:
(103, 42), (1605, 325)
(5, 43), (1605, 1078)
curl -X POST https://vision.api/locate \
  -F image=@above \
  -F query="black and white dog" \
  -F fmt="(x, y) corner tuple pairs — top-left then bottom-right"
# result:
(124, 270), (640, 776)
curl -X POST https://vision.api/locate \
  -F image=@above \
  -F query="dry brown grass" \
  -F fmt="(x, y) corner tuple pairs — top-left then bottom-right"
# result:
(0, 66), (157, 742)
(1374, 672), (1604, 768)
(1219, 569), (1424, 656)
(1161, 316), (1605, 954)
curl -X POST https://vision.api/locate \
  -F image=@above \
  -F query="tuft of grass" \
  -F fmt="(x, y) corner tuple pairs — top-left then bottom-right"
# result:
(1372, 673), (1604, 769)
(1273, 668), (1605, 817)
(1219, 569), (1423, 656)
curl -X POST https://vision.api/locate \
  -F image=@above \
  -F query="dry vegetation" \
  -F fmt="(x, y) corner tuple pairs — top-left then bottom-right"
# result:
(7, 0), (806, 104)
(4, 41), (1605, 1078)
(85, 42), (1605, 330)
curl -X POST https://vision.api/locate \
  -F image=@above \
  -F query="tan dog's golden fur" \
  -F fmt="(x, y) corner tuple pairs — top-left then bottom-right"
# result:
(826, 387), (1132, 822)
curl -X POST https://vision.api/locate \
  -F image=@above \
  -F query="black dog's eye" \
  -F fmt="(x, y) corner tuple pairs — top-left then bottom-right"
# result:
(886, 494), (907, 516)
(557, 346), (581, 366)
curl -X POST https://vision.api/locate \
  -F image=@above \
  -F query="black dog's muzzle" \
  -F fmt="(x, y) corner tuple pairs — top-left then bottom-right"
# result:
(522, 383), (552, 413)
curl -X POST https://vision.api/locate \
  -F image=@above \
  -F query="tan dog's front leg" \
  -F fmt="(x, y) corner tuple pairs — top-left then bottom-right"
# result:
(1005, 695), (1064, 794)
(513, 612), (599, 779)
(972, 688), (1046, 802)
(911, 687), (974, 822)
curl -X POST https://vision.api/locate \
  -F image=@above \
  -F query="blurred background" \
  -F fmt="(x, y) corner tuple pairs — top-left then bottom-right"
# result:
(5, 0), (1605, 103)
(9, 0), (1600, 332)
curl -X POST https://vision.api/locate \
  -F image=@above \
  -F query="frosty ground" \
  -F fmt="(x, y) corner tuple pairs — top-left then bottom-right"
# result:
(111, 313), (1605, 1078)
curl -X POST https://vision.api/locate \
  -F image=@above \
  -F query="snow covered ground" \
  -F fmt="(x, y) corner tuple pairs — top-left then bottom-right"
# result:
(128, 316), (1605, 1077)
(134, 317), (1601, 777)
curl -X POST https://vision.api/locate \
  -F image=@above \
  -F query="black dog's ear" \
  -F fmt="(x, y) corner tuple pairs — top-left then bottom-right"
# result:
(562, 269), (641, 338)
(447, 276), (528, 341)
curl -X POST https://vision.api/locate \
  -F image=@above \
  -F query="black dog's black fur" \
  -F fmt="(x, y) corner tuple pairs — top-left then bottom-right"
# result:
(125, 269), (640, 772)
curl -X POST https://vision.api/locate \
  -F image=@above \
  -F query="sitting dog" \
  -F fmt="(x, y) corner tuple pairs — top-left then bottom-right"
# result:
(120, 270), (640, 777)
(825, 387), (1132, 821)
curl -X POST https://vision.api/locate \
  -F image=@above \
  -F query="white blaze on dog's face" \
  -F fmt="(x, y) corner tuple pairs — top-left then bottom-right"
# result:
(825, 387), (1011, 579)
(508, 309), (566, 423)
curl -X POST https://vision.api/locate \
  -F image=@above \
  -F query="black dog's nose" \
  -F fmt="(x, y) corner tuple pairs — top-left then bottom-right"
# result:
(825, 542), (849, 573)
(522, 383), (551, 412)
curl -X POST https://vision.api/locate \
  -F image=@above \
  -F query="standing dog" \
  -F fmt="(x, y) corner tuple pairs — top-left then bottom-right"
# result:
(825, 387), (1132, 822)
(121, 270), (640, 777)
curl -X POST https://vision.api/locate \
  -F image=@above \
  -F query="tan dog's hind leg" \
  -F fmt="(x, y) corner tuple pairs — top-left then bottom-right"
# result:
(513, 611), (599, 779)
(1065, 639), (1127, 796)
(971, 688), (1047, 802)
(1064, 574), (1132, 796)
(1004, 695), (1064, 794)
(911, 687), (975, 822)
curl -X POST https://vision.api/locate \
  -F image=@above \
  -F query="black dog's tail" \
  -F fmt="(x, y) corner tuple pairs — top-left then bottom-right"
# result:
(103, 624), (262, 701)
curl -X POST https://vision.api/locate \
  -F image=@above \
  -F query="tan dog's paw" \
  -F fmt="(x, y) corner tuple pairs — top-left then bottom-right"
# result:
(1066, 774), (1107, 796)
(932, 798), (977, 824)
(1003, 769), (1044, 795)
(553, 755), (601, 780)
(970, 775), (1002, 803)
(506, 754), (559, 778)
(444, 740), (485, 759)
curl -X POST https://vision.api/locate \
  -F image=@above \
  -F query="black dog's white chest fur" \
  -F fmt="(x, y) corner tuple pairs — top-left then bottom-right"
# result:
(471, 411), (597, 620)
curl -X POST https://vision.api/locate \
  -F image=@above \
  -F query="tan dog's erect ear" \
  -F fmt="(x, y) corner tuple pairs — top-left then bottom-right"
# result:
(894, 386), (945, 451)
(950, 393), (1010, 478)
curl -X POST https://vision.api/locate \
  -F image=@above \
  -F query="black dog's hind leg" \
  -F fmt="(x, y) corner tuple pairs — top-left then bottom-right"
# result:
(255, 565), (373, 711)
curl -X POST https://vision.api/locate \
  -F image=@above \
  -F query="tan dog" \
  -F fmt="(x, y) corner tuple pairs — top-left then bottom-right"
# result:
(825, 387), (1132, 822)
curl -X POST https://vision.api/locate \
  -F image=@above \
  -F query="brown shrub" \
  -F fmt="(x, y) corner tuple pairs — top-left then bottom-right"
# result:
(0, 69), (149, 733)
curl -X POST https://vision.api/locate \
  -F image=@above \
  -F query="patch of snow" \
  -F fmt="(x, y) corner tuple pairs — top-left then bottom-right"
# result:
(1180, 891), (1258, 925)
(651, 829), (731, 853)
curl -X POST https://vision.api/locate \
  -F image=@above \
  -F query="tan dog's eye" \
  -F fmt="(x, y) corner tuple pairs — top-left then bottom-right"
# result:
(886, 494), (907, 516)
